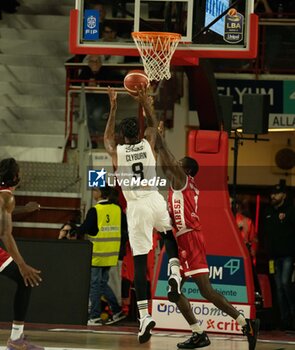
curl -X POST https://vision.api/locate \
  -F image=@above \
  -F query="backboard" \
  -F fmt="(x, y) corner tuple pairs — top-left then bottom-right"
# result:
(69, 0), (258, 65)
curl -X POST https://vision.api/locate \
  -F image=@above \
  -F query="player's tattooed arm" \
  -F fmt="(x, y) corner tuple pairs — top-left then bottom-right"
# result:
(137, 86), (158, 128)
(132, 84), (158, 128)
(133, 86), (159, 153)
(104, 87), (118, 167)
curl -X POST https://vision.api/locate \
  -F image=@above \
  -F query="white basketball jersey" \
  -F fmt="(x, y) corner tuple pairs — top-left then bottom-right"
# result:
(116, 139), (158, 201)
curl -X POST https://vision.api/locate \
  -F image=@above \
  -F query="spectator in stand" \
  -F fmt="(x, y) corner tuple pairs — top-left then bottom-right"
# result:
(235, 198), (263, 308)
(264, 183), (295, 331)
(78, 55), (122, 141)
(100, 21), (125, 64)
(235, 198), (258, 261)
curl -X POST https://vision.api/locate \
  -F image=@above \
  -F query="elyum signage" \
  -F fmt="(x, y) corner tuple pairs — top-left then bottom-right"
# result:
(217, 78), (295, 129)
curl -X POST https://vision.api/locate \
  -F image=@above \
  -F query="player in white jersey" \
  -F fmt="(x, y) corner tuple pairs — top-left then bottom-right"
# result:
(116, 138), (158, 201)
(0, 158), (43, 350)
(104, 88), (181, 344)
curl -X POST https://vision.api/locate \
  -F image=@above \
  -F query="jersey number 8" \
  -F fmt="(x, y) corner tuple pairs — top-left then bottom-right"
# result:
(132, 162), (144, 180)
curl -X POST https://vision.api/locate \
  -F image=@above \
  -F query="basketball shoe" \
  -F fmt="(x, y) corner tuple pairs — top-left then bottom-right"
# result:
(242, 318), (260, 350)
(167, 273), (182, 302)
(177, 332), (211, 349)
(138, 315), (156, 344)
(7, 335), (44, 350)
(87, 317), (103, 326)
(105, 310), (127, 325)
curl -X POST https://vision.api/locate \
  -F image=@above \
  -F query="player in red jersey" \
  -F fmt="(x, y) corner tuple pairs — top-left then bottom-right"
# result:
(156, 137), (260, 350)
(135, 86), (260, 350)
(0, 158), (43, 350)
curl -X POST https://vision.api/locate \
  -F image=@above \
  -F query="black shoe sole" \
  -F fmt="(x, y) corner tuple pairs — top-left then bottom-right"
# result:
(168, 278), (180, 303)
(138, 320), (156, 344)
(248, 319), (260, 350)
(177, 338), (211, 349)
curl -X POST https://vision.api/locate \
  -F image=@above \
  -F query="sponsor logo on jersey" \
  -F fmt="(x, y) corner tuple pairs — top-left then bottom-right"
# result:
(125, 144), (144, 152)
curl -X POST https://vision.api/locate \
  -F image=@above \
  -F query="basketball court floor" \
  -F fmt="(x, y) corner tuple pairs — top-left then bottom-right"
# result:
(1, 323), (295, 350)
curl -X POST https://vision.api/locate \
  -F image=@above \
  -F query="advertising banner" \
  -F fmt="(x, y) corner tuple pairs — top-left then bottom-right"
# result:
(217, 78), (295, 129)
(155, 253), (248, 303)
(152, 299), (250, 334)
(83, 9), (99, 41)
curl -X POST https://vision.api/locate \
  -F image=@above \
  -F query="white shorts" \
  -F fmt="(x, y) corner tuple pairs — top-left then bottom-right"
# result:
(126, 191), (172, 256)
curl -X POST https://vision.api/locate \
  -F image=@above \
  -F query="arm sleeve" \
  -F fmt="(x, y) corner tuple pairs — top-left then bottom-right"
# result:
(77, 207), (98, 236)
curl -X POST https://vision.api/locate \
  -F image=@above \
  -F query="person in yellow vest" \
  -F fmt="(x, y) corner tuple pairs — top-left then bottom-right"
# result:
(70, 185), (126, 325)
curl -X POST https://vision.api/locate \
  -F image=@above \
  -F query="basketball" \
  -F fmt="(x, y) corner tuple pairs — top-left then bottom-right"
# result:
(124, 70), (149, 95)
(228, 8), (237, 16)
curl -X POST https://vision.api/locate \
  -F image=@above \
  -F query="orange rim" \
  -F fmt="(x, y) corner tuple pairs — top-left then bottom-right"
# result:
(132, 31), (181, 43)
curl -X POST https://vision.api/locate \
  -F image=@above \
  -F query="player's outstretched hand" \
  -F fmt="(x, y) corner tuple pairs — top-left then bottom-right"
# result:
(135, 84), (150, 103)
(25, 201), (40, 213)
(18, 263), (42, 287)
(108, 86), (117, 110)
(135, 84), (155, 118)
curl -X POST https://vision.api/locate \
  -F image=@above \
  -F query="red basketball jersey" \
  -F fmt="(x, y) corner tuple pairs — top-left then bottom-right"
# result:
(0, 188), (13, 271)
(168, 176), (201, 232)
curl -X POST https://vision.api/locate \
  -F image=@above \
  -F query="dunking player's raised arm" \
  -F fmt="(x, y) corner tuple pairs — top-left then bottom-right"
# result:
(156, 129), (187, 191)
(134, 87), (158, 152)
(136, 86), (158, 128)
(104, 87), (118, 168)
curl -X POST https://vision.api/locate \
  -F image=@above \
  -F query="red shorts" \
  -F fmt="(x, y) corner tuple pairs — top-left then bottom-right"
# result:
(176, 229), (209, 278)
(0, 247), (12, 272)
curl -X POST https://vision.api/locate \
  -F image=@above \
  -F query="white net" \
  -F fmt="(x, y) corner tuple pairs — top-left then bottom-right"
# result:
(132, 32), (181, 81)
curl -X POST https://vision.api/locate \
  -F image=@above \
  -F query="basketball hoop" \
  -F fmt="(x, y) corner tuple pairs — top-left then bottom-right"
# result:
(132, 32), (181, 81)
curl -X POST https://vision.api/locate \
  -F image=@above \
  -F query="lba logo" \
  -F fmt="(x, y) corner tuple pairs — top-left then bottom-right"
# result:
(88, 169), (106, 187)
